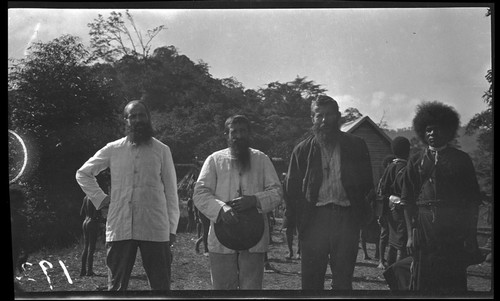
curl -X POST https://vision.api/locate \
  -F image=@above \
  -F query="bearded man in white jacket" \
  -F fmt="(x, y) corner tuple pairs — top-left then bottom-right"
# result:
(193, 115), (282, 290)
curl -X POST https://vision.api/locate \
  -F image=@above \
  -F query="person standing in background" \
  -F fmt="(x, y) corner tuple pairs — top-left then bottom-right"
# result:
(380, 137), (411, 267)
(375, 154), (396, 269)
(80, 195), (103, 277)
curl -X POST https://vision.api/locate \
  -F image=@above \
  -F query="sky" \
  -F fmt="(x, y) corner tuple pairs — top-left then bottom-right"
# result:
(8, 4), (493, 130)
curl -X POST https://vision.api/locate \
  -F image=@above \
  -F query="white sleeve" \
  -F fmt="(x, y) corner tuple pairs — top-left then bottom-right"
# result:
(75, 144), (111, 209)
(193, 155), (229, 223)
(162, 145), (180, 235)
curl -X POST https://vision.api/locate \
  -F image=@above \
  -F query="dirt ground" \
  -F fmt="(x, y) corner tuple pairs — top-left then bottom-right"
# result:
(13, 218), (492, 299)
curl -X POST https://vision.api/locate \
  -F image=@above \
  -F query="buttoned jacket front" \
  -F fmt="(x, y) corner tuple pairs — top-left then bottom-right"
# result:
(193, 148), (283, 254)
(76, 137), (180, 242)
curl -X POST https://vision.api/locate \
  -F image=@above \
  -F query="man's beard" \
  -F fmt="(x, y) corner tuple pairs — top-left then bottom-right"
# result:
(126, 122), (154, 145)
(228, 138), (251, 172)
(312, 123), (339, 148)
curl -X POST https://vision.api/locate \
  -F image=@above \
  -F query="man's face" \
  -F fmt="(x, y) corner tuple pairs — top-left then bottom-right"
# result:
(228, 122), (250, 147)
(125, 103), (149, 127)
(425, 124), (448, 148)
(312, 104), (340, 135)
(125, 103), (153, 144)
(227, 122), (251, 171)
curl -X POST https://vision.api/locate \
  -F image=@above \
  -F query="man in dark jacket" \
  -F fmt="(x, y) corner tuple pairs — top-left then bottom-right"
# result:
(285, 95), (374, 290)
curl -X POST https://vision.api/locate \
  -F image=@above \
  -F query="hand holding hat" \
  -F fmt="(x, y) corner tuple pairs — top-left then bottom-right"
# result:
(215, 195), (265, 250)
(230, 195), (257, 213)
(218, 207), (239, 224)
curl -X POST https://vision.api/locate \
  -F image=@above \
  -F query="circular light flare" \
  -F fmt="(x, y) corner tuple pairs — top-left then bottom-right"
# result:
(9, 130), (28, 184)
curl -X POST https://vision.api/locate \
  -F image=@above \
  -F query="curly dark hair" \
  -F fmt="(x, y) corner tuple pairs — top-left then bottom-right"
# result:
(412, 101), (460, 144)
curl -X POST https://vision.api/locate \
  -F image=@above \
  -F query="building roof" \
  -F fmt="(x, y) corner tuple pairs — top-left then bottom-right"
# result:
(341, 115), (392, 143)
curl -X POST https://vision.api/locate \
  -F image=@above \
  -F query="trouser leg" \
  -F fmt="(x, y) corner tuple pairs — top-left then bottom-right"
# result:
(286, 227), (294, 256)
(139, 241), (172, 290)
(379, 218), (389, 263)
(81, 223), (89, 276)
(330, 207), (360, 290)
(87, 222), (98, 275)
(209, 252), (239, 289)
(300, 207), (330, 290)
(106, 240), (138, 291)
(387, 247), (398, 266)
(238, 251), (265, 289)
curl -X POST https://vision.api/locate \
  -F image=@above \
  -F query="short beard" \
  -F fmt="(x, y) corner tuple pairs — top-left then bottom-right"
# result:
(126, 122), (154, 145)
(312, 123), (339, 148)
(228, 138), (251, 172)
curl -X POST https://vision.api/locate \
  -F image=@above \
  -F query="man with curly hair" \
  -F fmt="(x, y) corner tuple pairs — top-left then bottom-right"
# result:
(400, 101), (483, 292)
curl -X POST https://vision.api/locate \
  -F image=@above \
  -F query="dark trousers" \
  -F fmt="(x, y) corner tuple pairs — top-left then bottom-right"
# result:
(383, 255), (412, 290)
(300, 204), (360, 290)
(106, 240), (171, 291)
(415, 207), (468, 292)
(81, 219), (98, 276)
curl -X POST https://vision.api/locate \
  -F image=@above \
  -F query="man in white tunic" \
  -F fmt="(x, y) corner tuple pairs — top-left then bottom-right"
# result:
(193, 115), (282, 289)
(76, 100), (179, 291)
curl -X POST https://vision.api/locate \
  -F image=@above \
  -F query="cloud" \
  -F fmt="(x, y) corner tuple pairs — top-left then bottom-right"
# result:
(334, 92), (425, 129)
(370, 91), (386, 107)
(385, 95), (423, 129)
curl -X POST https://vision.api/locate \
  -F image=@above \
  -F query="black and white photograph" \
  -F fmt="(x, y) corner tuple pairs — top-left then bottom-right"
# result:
(8, 1), (493, 299)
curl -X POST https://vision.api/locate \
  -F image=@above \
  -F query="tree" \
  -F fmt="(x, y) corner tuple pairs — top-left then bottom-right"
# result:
(377, 110), (389, 130)
(87, 10), (166, 62)
(466, 68), (493, 153)
(464, 68), (493, 196)
(341, 107), (363, 124)
(464, 9), (493, 196)
(256, 76), (327, 161)
(8, 35), (122, 250)
(88, 10), (168, 104)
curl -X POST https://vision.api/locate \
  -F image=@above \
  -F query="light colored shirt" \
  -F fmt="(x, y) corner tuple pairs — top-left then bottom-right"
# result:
(193, 148), (283, 254)
(317, 143), (350, 207)
(75, 137), (180, 242)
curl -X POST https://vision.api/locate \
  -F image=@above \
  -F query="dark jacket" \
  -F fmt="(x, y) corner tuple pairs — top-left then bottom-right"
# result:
(285, 132), (374, 239)
(380, 159), (407, 198)
(401, 147), (481, 207)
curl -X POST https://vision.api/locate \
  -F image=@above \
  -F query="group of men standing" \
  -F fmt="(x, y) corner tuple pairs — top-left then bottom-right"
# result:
(74, 95), (482, 293)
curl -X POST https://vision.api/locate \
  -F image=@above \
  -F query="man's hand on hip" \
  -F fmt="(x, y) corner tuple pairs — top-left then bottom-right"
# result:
(98, 195), (110, 210)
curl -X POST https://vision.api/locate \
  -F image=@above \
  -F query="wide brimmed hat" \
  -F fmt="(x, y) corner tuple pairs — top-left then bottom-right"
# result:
(214, 207), (265, 251)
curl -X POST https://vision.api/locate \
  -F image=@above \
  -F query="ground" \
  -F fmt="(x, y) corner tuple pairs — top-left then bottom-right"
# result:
(13, 218), (492, 298)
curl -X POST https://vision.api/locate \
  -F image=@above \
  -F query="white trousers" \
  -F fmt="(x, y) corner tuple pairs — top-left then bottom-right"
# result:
(209, 251), (265, 290)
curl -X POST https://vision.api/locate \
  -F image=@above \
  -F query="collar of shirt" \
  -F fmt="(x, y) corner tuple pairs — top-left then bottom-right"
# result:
(428, 144), (448, 164)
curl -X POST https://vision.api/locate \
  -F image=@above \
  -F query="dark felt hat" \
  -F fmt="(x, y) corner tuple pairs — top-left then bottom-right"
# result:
(214, 207), (265, 251)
